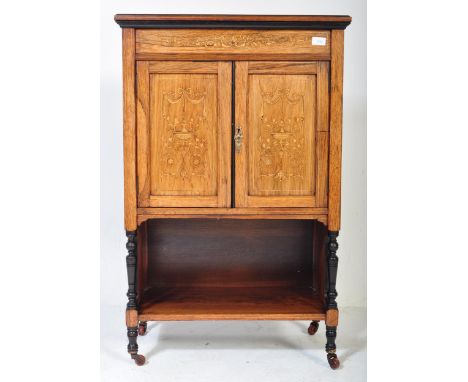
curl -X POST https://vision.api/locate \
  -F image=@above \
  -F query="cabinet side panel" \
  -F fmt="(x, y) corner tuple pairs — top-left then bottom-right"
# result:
(122, 29), (137, 231)
(315, 62), (329, 207)
(328, 30), (344, 231)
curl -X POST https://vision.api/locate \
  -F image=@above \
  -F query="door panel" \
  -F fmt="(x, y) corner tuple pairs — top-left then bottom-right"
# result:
(235, 61), (329, 208)
(137, 61), (231, 207)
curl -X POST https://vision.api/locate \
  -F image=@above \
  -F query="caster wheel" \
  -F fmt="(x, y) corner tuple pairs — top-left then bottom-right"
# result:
(327, 353), (340, 370)
(131, 354), (146, 366)
(308, 321), (319, 335)
(138, 322), (147, 336)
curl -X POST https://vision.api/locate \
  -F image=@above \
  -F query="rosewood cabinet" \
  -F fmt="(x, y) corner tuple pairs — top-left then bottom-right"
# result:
(115, 14), (351, 369)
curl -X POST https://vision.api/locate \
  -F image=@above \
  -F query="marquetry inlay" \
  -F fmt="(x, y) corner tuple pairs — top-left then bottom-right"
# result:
(161, 87), (209, 181)
(149, 33), (310, 49)
(258, 87), (306, 182)
(248, 73), (316, 198)
(135, 30), (331, 59)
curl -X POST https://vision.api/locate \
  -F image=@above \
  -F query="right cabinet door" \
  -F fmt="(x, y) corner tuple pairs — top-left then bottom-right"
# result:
(235, 61), (329, 208)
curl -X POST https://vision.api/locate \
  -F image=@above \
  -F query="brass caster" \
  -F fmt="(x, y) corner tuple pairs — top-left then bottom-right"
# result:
(308, 321), (319, 335)
(327, 353), (340, 370)
(131, 353), (146, 366)
(138, 322), (147, 336)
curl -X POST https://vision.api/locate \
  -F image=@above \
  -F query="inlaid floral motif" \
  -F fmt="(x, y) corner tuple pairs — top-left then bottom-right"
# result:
(258, 87), (305, 182)
(151, 33), (309, 49)
(161, 87), (208, 180)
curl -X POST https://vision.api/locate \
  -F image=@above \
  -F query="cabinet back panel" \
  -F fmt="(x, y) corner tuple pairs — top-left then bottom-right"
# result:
(145, 219), (316, 288)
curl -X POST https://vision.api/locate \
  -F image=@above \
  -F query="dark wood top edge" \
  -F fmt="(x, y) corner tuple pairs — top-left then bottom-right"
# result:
(114, 14), (352, 22)
(114, 14), (352, 30)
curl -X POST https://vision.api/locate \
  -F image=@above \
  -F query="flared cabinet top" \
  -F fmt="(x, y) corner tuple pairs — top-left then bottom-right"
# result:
(114, 14), (352, 30)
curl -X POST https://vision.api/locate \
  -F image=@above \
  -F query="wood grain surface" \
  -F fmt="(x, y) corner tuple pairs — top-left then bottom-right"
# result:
(139, 286), (325, 321)
(136, 61), (231, 207)
(235, 61), (329, 208)
(325, 308), (339, 326)
(122, 28), (137, 231)
(125, 309), (138, 327)
(115, 14), (352, 23)
(328, 30), (344, 231)
(115, 19), (350, 325)
(136, 207), (327, 225)
(144, 218), (315, 288)
(136, 30), (329, 56)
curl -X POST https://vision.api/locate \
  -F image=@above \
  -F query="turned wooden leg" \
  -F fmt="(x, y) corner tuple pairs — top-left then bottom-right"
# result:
(308, 321), (319, 335)
(127, 326), (146, 365)
(126, 231), (138, 310)
(326, 326), (340, 369)
(138, 321), (147, 336)
(125, 231), (145, 365)
(325, 231), (340, 369)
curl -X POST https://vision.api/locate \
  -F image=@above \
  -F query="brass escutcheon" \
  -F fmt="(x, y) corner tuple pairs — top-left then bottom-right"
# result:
(234, 126), (243, 153)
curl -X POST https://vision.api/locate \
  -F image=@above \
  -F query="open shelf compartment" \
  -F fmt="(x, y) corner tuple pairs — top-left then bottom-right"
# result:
(137, 219), (328, 321)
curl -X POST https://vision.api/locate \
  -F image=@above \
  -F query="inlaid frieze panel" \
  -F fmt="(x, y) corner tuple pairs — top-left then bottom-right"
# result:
(136, 30), (331, 60)
(142, 33), (310, 49)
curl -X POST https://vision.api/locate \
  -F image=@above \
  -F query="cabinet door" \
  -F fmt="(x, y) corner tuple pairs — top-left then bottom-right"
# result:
(235, 62), (329, 208)
(136, 61), (231, 207)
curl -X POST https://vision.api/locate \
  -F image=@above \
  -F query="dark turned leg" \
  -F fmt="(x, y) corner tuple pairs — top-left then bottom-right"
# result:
(325, 231), (340, 369)
(126, 230), (145, 366)
(138, 321), (148, 336)
(127, 326), (145, 365)
(326, 326), (339, 369)
(308, 321), (319, 335)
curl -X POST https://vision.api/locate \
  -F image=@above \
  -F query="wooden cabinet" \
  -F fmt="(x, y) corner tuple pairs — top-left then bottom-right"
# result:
(115, 14), (351, 369)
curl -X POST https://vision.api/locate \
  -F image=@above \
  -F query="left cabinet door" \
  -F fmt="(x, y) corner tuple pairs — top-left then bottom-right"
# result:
(136, 61), (232, 207)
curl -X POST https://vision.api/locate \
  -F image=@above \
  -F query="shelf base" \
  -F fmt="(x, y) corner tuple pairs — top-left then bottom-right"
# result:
(138, 286), (325, 321)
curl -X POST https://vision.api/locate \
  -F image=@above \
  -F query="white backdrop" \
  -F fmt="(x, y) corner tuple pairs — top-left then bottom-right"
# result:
(101, 0), (367, 308)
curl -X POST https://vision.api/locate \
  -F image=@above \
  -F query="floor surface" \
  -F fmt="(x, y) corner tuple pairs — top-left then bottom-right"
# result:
(101, 305), (366, 382)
